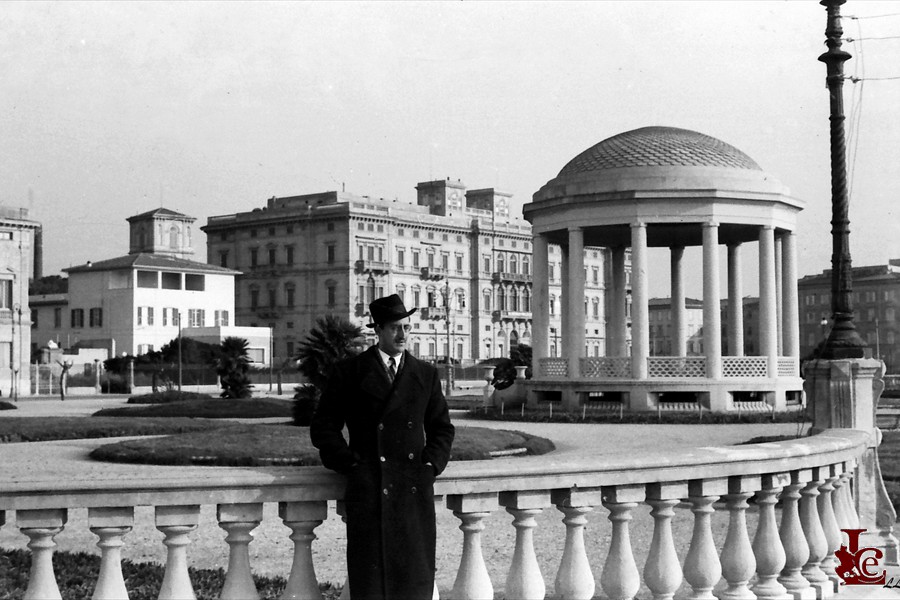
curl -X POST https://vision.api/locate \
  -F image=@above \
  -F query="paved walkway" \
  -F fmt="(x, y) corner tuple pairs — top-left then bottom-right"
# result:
(1, 395), (897, 598)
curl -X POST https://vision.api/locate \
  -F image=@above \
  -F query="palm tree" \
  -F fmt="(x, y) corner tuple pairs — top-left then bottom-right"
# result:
(293, 315), (365, 425)
(216, 337), (253, 399)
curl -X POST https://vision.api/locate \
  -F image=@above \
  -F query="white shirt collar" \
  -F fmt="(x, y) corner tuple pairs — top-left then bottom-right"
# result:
(377, 347), (403, 369)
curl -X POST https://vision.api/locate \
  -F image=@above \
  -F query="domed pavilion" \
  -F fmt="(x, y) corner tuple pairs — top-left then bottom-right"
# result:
(522, 126), (805, 413)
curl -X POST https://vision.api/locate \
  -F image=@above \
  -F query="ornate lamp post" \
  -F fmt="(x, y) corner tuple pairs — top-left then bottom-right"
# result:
(818, 0), (867, 359)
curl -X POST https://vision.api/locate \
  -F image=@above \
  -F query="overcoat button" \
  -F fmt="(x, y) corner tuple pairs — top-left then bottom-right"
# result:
(383, 489), (389, 495)
(408, 453), (414, 460)
(407, 422), (413, 428)
(380, 456), (386, 462)
(411, 486), (417, 493)
(378, 424), (384, 431)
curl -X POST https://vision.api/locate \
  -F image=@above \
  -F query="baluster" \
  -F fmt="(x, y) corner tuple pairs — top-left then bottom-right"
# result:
(336, 501), (350, 600)
(156, 504), (200, 600)
(551, 488), (601, 600)
(800, 471), (832, 599)
(683, 478), (726, 600)
(777, 471), (816, 600)
(643, 482), (685, 600)
(600, 485), (643, 600)
(719, 475), (759, 600)
(838, 462), (859, 530)
(499, 490), (549, 600)
(280, 501), (327, 600)
(448, 492), (498, 600)
(818, 466), (842, 593)
(831, 466), (852, 532)
(89, 506), (134, 600)
(218, 502), (263, 600)
(18, 508), (67, 600)
(751, 474), (790, 600)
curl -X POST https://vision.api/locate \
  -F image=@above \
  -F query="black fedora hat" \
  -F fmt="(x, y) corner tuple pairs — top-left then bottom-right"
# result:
(368, 294), (417, 327)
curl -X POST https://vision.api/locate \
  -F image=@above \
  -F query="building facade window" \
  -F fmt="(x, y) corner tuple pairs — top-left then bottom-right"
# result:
(146, 307), (154, 326)
(268, 288), (277, 308)
(188, 309), (205, 327)
(286, 286), (295, 308)
(326, 244), (336, 263)
(412, 250), (420, 268)
(397, 249), (405, 268)
(89, 307), (103, 327)
(250, 288), (260, 310)
(269, 247), (277, 265)
(219, 251), (229, 268)
(250, 248), (258, 267)
(215, 310), (230, 326)
(286, 246), (295, 265)
(456, 254), (463, 272)
(53, 307), (62, 328)
(327, 284), (336, 307)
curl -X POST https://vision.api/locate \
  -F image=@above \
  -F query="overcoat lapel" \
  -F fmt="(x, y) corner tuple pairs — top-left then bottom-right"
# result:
(382, 351), (425, 417)
(358, 346), (392, 402)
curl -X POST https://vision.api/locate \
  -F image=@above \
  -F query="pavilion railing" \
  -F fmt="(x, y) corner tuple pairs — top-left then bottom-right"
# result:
(540, 356), (802, 380)
(0, 429), (880, 600)
(580, 357), (631, 378)
(647, 356), (706, 378)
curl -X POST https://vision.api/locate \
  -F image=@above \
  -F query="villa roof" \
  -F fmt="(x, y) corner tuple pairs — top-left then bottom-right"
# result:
(63, 253), (239, 275)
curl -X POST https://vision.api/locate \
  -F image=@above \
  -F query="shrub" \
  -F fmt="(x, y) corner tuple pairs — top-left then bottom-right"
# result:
(292, 383), (319, 426)
(0, 417), (221, 444)
(0, 400), (16, 411)
(127, 390), (213, 405)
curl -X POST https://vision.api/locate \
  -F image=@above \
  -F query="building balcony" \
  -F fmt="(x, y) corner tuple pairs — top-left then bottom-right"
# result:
(0, 428), (878, 599)
(492, 271), (532, 284)
(492, 309), (531, 322)
(421, 306), (447, 320)
(253, 308), (280, 320)
(355, 259), (391, 275)
(420, 266), (449, 280)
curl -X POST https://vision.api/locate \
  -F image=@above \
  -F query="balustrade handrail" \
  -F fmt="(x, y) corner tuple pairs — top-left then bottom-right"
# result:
(0, 429), (870, 511)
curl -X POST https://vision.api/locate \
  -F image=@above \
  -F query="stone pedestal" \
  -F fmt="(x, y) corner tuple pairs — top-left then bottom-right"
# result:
(804, 358), (898, 565)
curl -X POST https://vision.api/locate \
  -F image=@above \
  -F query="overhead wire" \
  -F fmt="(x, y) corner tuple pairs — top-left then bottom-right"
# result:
(847, 12), (900, 20)
(845, 17), (866, 203)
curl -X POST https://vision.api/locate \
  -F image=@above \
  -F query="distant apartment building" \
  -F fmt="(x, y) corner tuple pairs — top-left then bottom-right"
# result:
(648, 297), (704, 355)
(798, 260), (900, 371)
(0, 207), (41, 397)
(31, 209), (272, 363)
(203, 179), (620, 363)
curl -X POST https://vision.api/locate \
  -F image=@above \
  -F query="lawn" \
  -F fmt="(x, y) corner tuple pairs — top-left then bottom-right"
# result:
(88, 424), (554, 466)
(93, 397), (293, 418)
(0, 417), (223, 444)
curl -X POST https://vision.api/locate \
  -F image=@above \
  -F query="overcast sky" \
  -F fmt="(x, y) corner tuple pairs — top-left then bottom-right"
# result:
(3, 1), (898, 298)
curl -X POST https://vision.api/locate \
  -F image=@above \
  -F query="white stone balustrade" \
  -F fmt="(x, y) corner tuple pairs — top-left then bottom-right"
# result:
(0, 429), (885, 599)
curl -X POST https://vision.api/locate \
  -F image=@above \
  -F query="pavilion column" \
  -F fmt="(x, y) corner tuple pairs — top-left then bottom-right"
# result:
(727, 244), (744, 357)
(671, 246), (686, 357)
(566, 227), (585, 377)
(702, 222), (722, 379)
(612, 246), (628, 357)
(560, 245), (569, 360)
(782, 231), (801, 361)
(630, 223), (649, 379)
(759, 226), (779, 377)
(531, 234), (550, 362)
(775, 235), (784, 355)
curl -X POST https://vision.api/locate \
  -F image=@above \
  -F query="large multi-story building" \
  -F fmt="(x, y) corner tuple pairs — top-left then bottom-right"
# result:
(0, 207), (41, 397)
(798, 260), (900, 371)
(31, 209), (272, 363)
(203, 179), (616, 363)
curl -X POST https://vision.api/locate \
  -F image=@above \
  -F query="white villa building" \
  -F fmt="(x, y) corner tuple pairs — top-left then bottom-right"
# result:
(30, 209), (272, 364)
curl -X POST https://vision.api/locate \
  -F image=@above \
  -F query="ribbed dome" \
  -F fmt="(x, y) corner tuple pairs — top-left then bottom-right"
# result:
(557, 126), (762, 177)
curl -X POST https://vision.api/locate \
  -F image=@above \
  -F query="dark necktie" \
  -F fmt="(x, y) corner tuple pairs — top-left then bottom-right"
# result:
(388, 357), (397, 382)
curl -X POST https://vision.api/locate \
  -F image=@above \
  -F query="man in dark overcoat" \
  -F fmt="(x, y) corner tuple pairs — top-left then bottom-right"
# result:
(310, 294), (455, 600)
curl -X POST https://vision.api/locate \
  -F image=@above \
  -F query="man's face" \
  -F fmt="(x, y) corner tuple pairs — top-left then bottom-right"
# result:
(375, 317), (412, 356)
